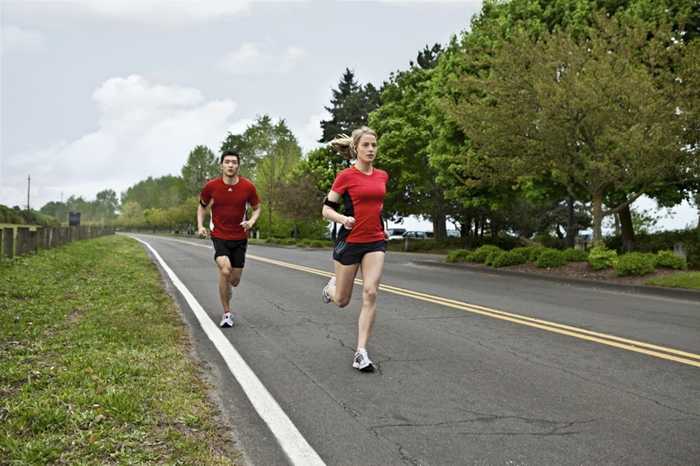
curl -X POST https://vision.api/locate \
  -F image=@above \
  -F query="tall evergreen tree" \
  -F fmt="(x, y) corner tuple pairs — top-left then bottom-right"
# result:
(320, 68), (380, 142)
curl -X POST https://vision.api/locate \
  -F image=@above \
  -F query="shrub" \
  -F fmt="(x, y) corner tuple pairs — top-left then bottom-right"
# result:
(310, 240), (330, 248)
(511, 247), (536, 262)
(471, 245), (503, 263)
(535, 249), (567, 268)
(446, 249), (471, 263)
(614, 252), (657, 276)
(527, 246), (548, 262)
(490, 250), (529, 267)
(588, 246), (618, 270)
(605, 229), (700, 269)
(655, 250), (687, 270)
(506, 248), (529, 264)
(562, 248), (588, 262)
(484, 250), (504, 266)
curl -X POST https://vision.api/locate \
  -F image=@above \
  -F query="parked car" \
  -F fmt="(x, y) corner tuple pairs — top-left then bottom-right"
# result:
(446, 229), (461, 238)
(403, 231), (429, 240)
(386, 228), (407, 240)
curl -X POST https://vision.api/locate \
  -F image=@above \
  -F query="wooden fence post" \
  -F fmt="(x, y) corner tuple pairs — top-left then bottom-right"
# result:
(29, 229), (38, 253)
(2, 228), (13, 258)
(16, 227), (30, 256)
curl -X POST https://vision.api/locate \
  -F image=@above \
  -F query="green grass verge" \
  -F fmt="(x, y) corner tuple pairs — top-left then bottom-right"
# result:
(0, 235), (239, 465)
(645, 271), (700, 289)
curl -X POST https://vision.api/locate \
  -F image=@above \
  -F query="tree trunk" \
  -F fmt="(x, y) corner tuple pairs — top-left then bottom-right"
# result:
(460, 218), (470, 238)
(432, 212), (447, 241)
(268, 205), (272, 238)
(431, 188), (447, 241)
(618, 204), (635, 251)
(566, 196), (576, 248)
(592, 192), (604, 244)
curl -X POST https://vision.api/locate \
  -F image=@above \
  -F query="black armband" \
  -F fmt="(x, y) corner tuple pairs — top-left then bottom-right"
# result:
(323, 198), (340, 210)
(199, 199), (208, 207)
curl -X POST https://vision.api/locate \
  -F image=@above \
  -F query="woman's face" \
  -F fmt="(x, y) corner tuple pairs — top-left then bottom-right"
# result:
(355, 134), (377, 164)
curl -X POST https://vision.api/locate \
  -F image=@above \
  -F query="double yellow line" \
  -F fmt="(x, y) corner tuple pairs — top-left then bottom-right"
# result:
(248, 253), (700, 368)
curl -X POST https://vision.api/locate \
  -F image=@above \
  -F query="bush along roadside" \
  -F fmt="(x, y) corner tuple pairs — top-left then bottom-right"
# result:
(0, 236), (240, 465)
(443, 243), (695, 285)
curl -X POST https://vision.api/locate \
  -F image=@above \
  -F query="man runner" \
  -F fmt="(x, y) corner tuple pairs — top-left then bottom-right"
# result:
(197, 149), (261, 328)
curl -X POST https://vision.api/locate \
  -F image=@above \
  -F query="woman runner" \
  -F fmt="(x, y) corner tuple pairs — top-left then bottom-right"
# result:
(321, 126), (389, 372)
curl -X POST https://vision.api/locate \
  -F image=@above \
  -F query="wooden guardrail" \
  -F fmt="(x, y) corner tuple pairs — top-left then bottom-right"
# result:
(0, 226), (114, 259)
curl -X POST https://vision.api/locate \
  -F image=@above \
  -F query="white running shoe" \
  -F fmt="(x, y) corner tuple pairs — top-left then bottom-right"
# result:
(220, 314), (234, 328)
(322, 276), (336, 304)
(352, 349), (374, 372)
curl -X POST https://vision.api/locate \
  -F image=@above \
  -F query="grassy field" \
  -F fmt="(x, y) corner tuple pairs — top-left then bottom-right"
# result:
(646, 271), (700, 290)
(0, 235), (240, 465)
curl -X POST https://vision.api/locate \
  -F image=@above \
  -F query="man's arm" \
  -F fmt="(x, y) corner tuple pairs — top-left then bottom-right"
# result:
(197, 200), (212, 237)
(241, 203), (261, 232)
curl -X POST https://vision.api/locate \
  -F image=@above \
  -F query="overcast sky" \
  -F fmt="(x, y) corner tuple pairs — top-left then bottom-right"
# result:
(1, 0), (696, 230)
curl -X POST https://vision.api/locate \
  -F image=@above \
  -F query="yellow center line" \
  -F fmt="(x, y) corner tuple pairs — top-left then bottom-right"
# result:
(247, 253), (700, 368)
(139, 237), (700, 368)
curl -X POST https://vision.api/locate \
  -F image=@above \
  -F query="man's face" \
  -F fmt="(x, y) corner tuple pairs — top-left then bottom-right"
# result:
(221, 155), (240, 177)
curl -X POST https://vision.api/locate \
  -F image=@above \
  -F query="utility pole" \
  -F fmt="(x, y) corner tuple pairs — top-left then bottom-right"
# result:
(26, 175), (31, 212)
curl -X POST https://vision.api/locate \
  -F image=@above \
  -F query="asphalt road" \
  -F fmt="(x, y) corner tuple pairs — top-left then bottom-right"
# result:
(130, 234), (700, 466)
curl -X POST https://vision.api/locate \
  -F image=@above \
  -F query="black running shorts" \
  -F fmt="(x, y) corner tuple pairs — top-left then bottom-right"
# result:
(333, 240), (386, 266)
(212, 237), (248, 268)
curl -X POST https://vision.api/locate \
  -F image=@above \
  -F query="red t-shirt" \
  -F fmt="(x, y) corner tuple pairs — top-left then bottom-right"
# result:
(331, 166), (389, 243)
(200, 177), (260, 240)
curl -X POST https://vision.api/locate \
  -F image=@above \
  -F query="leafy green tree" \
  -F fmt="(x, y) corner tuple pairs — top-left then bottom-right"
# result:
(369, 44), (450, 239)
(276, 172), (326, 238)
(121, 176), (187, 210)
(431, 0), (699, 245)
(224, 116), (302, 237)
(256, 122), (302, 236)
(40, 201), (69, 223)
(450, 14), (692, 242)
(293, 146), (350, 240)
(95, 189), (119, 221)
(220, 115), (278, 179)
(181, 145), (219, 197)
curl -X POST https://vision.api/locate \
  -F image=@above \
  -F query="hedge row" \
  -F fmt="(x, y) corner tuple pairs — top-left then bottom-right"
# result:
(447, 244), (687, 276)
(605, 229), (699, 269)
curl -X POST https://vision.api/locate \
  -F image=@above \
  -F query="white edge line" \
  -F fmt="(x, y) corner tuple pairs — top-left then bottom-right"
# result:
(131, 236), (326, 466)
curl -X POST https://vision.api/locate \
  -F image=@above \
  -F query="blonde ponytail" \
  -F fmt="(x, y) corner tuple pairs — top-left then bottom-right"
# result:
(329, 126), (377, 160)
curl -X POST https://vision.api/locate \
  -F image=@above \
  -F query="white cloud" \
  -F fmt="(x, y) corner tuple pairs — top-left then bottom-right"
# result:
(0, 75), (248, 207)
(219, 42), (307, 75)
(68, 0), (252, 25)
(373, 0), (480, 3)
(295, 111), (329, 153)
(1, 25), (46, 54)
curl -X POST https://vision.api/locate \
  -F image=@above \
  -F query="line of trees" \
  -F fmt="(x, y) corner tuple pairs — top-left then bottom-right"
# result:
(35, 0), (699, 249)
